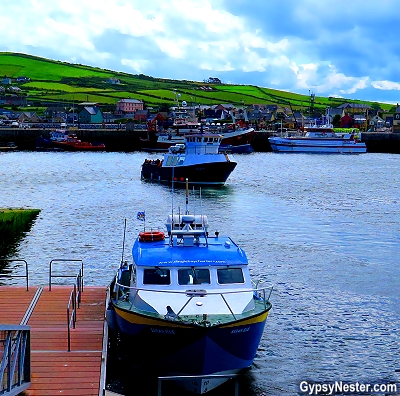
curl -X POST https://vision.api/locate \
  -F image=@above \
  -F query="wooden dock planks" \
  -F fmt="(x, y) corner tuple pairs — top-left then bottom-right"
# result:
(0, 285), (107, 396)
(0, 286), (39, 324)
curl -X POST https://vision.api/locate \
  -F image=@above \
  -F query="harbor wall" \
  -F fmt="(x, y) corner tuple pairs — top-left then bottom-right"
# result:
(0, 128), (146, 151)
(0, 129), (400, 153)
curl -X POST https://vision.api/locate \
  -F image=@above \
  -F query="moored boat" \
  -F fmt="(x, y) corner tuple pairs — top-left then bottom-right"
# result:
(106, 184), (273, 393)
(219, 143), (254, 154)
(141, 133), (237, 186)
(268, 126), (367, 154)
(0, 142), (17, 151)
(36, 129), (106, 151)
(153, 123), (255, 151)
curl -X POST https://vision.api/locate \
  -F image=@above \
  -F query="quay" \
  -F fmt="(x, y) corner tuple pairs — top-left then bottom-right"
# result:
(1, 128), (400, 153)
(0, 263), (109, 396)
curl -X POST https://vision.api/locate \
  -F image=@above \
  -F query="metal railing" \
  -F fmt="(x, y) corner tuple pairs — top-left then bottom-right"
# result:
(0, 259), (29, 291)
(48, 259), (84, 292)
(66, 285), (78, 352)
(113, 276), (273, 322)
(48, 259), (84, 352)
(0, 325), (31, 396)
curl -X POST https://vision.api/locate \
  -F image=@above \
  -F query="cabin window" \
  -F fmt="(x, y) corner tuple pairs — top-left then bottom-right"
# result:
(165, 156), (179, 166)
(197, 137), (202, 142)
(143, 268), (170, 285)
(178, 268), (210, 285)
(177, 156), (185, 165)
(217, 268), (244, 284)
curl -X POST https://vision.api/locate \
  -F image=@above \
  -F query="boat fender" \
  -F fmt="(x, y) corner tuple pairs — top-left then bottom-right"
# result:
(106, 308), (117, 332)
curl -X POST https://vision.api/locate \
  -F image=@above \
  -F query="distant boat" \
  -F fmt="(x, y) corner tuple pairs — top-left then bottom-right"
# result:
(219, 143), (254, 154)
(36, 130), (106, 151)
(141, 109), (255, 152)
(152, 124), (255, 151)
(0, 142), (17, 151)
(141, 133), (237, 186)
(106, 182), (273, 394)
(269, 125), (367, 154)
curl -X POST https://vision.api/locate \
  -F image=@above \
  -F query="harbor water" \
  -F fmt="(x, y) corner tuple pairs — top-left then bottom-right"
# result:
(0, 151), (399, 395)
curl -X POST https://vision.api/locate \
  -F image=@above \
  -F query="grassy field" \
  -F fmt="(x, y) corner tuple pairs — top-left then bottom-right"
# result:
(0, 52), (394, 113)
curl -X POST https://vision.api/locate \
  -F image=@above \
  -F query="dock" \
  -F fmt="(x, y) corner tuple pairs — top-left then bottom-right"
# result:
(0, 284), (108, 395)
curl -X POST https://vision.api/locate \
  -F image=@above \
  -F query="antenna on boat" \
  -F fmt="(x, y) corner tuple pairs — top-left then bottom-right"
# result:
(185, 178), (189, 214)
(192, 186), (196, 219)
(120, 218), (127, 268)
(171, 166), (175, 228)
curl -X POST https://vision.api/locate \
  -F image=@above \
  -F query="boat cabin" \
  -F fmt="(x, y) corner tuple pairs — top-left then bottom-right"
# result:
(184, 134), (223, 154)
(161, 134), (224, 167)
(50, 130), (68, 142)
(119, 213), (256, 319)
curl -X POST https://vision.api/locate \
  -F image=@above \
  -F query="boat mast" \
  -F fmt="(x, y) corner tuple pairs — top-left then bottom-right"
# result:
(120, 218), (127, 267)
(185, 178), (189, 214)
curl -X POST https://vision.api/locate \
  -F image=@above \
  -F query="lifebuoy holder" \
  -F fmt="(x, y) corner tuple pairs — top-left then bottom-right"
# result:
(139, 231), (165, 242)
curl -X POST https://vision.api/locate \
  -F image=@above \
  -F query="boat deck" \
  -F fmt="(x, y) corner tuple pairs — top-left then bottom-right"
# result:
(0, 285), (107, 396)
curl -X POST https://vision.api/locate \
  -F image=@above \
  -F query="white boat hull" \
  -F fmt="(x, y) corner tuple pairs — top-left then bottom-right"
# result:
(269, 137), (367, 153)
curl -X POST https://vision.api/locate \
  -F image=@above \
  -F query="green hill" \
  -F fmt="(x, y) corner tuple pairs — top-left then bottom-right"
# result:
(0, 52), (393, 113)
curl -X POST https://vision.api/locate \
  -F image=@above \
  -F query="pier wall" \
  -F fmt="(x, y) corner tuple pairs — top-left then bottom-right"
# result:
(1, 128), (400, 153)
(0, 128), (146, 151)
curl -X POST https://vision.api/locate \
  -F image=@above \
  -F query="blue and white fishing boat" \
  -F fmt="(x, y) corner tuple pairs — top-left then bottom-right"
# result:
(107, 184), (273, 394)
(141, 133), (237, 186)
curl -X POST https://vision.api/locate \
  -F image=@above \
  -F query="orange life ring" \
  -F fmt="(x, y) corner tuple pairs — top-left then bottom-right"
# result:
(139, 231), (165, 242)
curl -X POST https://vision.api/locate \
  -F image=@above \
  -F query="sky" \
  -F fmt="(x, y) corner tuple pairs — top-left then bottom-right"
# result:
(1, 0), (400, 104)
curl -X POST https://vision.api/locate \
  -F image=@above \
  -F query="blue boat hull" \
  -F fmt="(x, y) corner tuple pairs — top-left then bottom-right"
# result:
(110, 303), (270, 376)
(141, 161), (237, 186)
(36, 136), (54, 149)
(219, 143), (254, 154)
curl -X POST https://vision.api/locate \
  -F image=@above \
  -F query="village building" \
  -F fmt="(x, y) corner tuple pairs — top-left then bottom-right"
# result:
(18, 112), (42, 123)
(44, 106), (67, 122)
(115, 99), (144, 115)
(106, 78), (120, 84)
(78, 104), (103, 124)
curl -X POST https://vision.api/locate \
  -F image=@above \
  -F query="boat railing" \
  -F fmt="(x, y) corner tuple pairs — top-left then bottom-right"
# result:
(114, 277), (273, 319)
(0, 259), (29, 291)
(0, 324), (31, 395)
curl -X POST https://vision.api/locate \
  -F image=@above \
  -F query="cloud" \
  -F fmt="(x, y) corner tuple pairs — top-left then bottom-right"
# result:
(0, 0), (400, 102)
(372, 81), (400, 91)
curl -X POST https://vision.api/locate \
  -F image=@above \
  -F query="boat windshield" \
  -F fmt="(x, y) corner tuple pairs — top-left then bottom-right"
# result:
(143, 268), (170, 285)
(217, 268), (244, 284)
(178, 268), (210, 285)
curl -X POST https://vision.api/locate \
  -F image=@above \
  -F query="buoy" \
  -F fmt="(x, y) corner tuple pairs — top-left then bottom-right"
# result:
(139, 231), (165, 242)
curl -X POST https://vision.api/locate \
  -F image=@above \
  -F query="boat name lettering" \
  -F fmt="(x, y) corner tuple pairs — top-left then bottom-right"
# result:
(151, 328), (176, 334)
(158, 260), (226, 265)
(231, 327), (250, 334)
